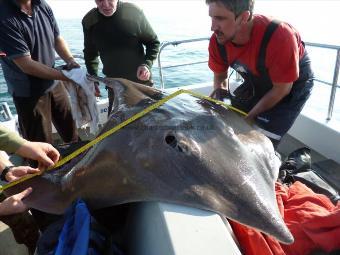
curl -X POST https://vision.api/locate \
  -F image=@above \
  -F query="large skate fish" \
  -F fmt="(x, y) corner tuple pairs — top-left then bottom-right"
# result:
(6, 78), (293, 244)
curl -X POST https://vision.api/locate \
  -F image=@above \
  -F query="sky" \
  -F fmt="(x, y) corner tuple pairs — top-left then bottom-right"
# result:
(47, 0), (340, 45)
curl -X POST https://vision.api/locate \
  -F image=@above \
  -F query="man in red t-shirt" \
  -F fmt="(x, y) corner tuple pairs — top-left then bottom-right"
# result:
(207, 0), (314, 147)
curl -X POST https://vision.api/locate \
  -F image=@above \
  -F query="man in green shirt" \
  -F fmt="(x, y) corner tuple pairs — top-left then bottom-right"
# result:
(0, 125), (60, 216)
(0, 125), (60, 252)
(82, 0), (160, 115)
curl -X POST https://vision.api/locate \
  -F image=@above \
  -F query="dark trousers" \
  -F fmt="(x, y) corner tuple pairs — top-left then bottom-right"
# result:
(0, 194), (39, 255)
(13, 81), (78, 144)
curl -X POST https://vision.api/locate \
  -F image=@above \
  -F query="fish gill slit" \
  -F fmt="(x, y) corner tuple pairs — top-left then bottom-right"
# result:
(165, 134), (183, 153)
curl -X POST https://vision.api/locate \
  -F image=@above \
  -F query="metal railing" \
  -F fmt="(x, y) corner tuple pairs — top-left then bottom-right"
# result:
(306, 43), (340, 120)
(157, 37), (210, 90)
(0, 102), (13, 121)
(157, 39), (340, 121)
(1, 40), (339, 121)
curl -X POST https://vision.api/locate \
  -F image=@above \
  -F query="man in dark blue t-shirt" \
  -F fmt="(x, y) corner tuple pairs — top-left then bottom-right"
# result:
(0, 0), (79, 144)
(0, 0), (80, 251)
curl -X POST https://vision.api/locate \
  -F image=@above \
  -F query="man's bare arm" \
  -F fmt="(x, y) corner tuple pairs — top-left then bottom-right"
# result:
(213, 71), (228, 90)
(55, 36), (79, 69)
(209, 71), (229, 99)
(13, 55), (68, 81)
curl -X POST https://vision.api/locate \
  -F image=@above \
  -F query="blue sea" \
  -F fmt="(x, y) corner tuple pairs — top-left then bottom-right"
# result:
(1, 0), (340, 121)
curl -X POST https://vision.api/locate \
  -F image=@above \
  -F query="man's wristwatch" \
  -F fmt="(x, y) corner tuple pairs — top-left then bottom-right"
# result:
(0, 165), (14, 182)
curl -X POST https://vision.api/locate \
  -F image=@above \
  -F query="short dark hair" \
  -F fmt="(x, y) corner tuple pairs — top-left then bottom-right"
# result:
(206, 0), (254, 18)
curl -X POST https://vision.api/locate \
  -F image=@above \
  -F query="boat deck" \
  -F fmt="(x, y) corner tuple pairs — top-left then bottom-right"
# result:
(0, 223), (28, 255)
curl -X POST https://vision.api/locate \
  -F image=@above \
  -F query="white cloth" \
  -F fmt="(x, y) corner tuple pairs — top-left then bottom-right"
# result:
(62, 68), (99, 134)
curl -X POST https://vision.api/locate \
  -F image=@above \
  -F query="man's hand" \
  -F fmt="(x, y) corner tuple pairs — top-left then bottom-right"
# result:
(137, 65), (150, 81)
(244, 113), (256, 123)
(5, 166), (40, 182)
(210, 87), (230, 100)
(65, 58), (80, 70)
(15, 142), (60, 169)
(0, 187), (32, 216)
(55, 36), (80, 71)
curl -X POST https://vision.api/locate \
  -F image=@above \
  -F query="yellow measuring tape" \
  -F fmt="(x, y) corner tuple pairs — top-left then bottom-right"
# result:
(0, 89), (246, 192)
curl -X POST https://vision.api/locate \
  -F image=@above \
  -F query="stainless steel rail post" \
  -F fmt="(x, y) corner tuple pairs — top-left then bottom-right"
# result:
(327, 49), (340, 121)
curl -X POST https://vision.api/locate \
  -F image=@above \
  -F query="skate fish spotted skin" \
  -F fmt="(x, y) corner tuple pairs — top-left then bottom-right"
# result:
(6, 78), (293, 244)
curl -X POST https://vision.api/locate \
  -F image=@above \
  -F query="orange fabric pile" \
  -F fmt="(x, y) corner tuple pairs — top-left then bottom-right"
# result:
(229, 181), (340, 255)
